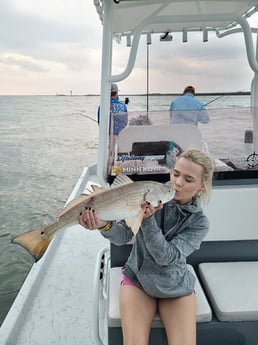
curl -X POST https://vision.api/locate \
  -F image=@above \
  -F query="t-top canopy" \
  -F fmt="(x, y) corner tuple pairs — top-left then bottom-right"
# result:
(94, 0), (258, 37)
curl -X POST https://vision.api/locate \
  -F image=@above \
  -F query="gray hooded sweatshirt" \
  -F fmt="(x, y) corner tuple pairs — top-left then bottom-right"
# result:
(102, 197), (208, 298)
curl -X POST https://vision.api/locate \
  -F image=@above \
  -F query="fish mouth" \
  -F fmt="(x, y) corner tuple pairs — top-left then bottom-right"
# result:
(172, 185), (179, 193)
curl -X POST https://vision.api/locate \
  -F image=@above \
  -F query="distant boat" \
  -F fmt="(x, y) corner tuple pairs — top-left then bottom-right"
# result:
(55, 91), (72, 96)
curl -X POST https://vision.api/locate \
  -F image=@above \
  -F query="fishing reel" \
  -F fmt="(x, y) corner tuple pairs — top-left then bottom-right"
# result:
(246, 151), (258, 168)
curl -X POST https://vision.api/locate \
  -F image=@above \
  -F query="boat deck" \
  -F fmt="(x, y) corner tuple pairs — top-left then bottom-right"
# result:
(0, 166), (109, 345)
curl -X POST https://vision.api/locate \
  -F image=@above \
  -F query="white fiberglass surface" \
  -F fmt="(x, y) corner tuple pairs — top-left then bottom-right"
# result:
(96, 0), (258, 35)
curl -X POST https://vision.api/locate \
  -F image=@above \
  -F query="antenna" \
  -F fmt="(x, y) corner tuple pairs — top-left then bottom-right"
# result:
(146, 33), (152, 115)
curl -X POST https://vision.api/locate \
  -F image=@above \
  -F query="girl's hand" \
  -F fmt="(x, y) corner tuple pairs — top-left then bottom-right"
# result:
(78, 208), (107, 230)
(143, 201), (163, 219)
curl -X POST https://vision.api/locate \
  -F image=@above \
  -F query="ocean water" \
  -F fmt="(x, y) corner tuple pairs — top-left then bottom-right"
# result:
(0, 94), (252, 326)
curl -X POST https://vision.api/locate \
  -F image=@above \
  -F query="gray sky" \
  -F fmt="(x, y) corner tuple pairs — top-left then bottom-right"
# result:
(0, 0), (257, 95)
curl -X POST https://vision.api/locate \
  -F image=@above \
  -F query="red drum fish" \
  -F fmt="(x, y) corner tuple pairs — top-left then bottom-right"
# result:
(12, 174), (174, 261)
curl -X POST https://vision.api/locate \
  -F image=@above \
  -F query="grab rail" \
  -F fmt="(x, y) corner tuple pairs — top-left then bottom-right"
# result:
(92, 247), (110, 345)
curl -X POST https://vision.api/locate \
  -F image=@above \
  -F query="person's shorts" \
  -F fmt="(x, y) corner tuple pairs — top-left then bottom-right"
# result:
(121, 268), (137, 287)
(120, 268), (196, 294)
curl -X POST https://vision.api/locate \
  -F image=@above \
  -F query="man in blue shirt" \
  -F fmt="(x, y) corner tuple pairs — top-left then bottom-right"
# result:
(98, 83), (128, 135)
(98, 83), (128, 174)
(169, 85), (209, 126)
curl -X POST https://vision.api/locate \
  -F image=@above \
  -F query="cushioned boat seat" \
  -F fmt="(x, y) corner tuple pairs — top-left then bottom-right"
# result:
(116, 124), (203, 155)
(108, 265), (212, 327)
(199, 262), (258, 321)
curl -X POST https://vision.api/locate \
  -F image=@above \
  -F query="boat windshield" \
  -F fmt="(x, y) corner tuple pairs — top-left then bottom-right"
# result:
(107, 107), (258, 183)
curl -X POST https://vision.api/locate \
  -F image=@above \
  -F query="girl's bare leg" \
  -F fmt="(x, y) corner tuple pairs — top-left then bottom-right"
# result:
(120, 285), (157, 345)
(158, 293), (196, 345)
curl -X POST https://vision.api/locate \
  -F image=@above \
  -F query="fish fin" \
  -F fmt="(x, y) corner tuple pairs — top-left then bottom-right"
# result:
(62, 184), (105, 217)
(90, 184), (104, 193)
(82, 187), (93, 195)
(82, 184), (104, 195)
(12, 224), (57, 261)
(57, 194), (89, 219)
(111, 173), (134, 188)
(125, 205), (146, 235)
(57, 184), (106, 220)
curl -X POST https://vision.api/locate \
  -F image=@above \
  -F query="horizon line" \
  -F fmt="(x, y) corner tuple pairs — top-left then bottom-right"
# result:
(0, 91), (251, 97)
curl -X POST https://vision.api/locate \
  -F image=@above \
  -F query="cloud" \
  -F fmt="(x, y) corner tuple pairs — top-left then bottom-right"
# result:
(0, 0), (103, 94)
(0, 0), (101, 66)
(120, 30), (254, 93)
(0, 0), (100, 48)
(0, 0), (257, 95)
(0, 54), (48, 72)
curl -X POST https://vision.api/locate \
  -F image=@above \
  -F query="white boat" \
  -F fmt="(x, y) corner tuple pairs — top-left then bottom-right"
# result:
(1, 1), (258, 344)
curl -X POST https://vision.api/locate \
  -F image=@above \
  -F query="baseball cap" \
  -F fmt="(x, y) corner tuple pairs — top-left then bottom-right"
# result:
(111, 83), (119, 92)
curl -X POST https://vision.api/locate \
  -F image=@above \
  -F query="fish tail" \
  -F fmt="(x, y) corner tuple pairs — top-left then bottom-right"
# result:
(12, 223), (58, 262)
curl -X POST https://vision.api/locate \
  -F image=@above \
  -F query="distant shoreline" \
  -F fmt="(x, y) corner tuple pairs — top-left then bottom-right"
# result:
(122, 91), (251, 96)
(56, 91), (251, 97)
(0, 91), (251, 97)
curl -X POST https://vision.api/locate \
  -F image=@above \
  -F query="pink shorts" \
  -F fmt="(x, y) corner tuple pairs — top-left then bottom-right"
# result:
(121, 268), (137, 287)
(120, 269), (196, 294)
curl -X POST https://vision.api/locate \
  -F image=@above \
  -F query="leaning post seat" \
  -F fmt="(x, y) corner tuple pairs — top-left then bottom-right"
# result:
(198, 261), (258, 322)
(116, 124), (203, 154)
(107, 247), (212, 345)
(108, 264), (212, 327)
(189, 184), (258, 345)
(106, 183), (258, 345)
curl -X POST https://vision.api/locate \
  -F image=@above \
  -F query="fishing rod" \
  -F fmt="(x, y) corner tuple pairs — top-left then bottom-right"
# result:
(146, 32), (152, 116)
(72, 112), (98, 123)
(204, 94), (225, 106)
(146, 39), (150, 115)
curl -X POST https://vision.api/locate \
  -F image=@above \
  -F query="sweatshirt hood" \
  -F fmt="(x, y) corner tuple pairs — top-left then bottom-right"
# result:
(167, 197), (202, 215)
